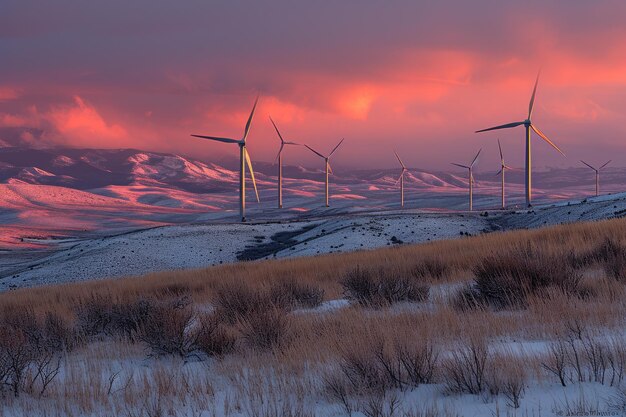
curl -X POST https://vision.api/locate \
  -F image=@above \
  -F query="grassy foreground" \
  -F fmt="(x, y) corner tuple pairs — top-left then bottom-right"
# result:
(1, 217), (626, 416)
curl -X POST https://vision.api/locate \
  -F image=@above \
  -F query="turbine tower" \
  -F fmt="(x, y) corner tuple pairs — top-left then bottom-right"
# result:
(394, 151), (408, 208)
(191, 96), (260, 222)
(305, 139), (344, 207)
(495, 139), (513, 209)
(269, 117), (300, 209)
(580, 160), (611, 197)
(476, 72), (565, 207)
(452, 148), (482, 211)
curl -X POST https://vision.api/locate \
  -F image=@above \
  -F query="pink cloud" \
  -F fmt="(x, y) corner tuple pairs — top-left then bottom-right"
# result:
(46, 96), (128, 147)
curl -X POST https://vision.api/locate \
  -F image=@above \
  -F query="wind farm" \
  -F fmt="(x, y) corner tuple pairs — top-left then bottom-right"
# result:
(3, 1), (626, 416)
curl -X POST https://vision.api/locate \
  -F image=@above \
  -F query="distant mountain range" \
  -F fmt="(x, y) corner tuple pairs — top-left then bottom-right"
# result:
(2, 126), (626, 195)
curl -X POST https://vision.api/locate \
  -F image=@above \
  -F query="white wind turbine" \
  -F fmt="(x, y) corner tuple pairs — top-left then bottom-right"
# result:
(580, 160), (611, 197)
(495, 139), (513, 209)
(269, 117), (300, 209)
(476, 72), (565, 207)
(394, 151), (408, 208)
(451, 148), (482, 211)
(191, 96), (260, 222)
(305, 139), (345, 207)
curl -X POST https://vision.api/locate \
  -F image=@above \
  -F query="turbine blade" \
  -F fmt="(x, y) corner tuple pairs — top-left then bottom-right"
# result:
(269, 116), (285, 144)
(600, 160), (612, 169)
(329, 138), (345, 157)
(244, 148), (260, 203)
(305, 144), (326, 159)
(327, 160), (334, 175)
(530, 124), (565, 156)
(394, 151), (406, 169)
(580, 160), (596, 171)
(528, 70), (541, 119)
(284, 141), (300, 145)
(475, 121), (525, 133)
(243, 95), (259, 141)
(451, 163), (470, 169)
(497, 139), (503, 162)
(274, 142), (284, 165)
(191, 134), (241, 144)
(471, 148), (482, 168)
(495, 169), (502, 177)
(394, 171), (404, 185)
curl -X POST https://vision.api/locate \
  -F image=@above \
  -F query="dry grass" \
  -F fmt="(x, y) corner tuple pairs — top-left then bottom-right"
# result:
(1, 217), (626, 414)
(3, 216), (625, 318)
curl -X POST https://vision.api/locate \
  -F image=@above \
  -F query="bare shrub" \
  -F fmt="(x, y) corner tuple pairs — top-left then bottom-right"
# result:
(195, 313), (236, 357)
(0, 325), (33, 397)
(472, 244), (583, 309)
(324, 371), (357, 416)
(326, 331), (439, 409)
(74, 295), (156, 341)
(608, 337), (626, 387)
(487, 355), (527, 408)
(238, 307), (291, 352)
(542, 340), (568, 387)
(269, 278), (325, 309)
(341, 266), (429, 308)
(598, 239), (626, 281)
(360, 391), (402, 417)
(139, 298), (198, 357)
(569, 238), (626, 281)
(213, 280), (275, 324)
(336, 342), (392, 396)
(394, 338), (439, 386)
(442, 338), (489, 395)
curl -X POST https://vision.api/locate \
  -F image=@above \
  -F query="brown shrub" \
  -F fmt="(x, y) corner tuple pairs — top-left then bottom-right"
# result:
(213, 280), (275, 324)
(196, 313), (236, 357)
(74, 294), (156, 341)
(139, 298), (197, 358)
(238, 307), (291, 352)
(269, 278), (325, 310)
(472, 244), (584, 309)
(341, 266), (429, 308)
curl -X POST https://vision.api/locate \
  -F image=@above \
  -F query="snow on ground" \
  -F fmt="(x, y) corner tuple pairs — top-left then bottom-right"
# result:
(2, 188), (626, 291)
(0, 212), (490, 290)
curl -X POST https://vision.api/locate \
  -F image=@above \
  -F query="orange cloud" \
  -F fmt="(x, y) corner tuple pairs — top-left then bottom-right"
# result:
(46, 96), (127, 146)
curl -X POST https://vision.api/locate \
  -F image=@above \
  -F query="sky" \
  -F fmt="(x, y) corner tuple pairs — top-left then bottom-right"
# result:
(1, 0), (626, 171)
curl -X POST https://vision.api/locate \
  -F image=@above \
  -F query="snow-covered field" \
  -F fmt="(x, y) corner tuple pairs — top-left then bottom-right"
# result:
(2, 186), (626, 291)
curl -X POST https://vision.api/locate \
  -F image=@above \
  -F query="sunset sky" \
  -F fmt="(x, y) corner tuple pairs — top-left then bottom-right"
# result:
(2, 0), (626, 170)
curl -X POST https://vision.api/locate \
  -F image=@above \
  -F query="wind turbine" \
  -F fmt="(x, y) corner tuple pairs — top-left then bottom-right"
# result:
(191, 96), (260, 222)
(394, 151), (408, 208)
(495, 139), (513, 209)
(269, 117), (300, 209)
(580, 160), (611, 197)
(451, 148), (481, 211)
(476, 72), (565, 207)
(305, 139), (344, 207)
